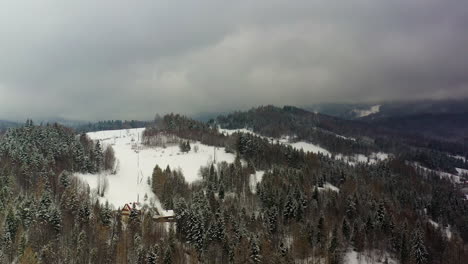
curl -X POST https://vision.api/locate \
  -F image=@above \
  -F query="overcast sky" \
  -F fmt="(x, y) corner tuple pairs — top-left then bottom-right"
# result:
(1, 0), (467, 121)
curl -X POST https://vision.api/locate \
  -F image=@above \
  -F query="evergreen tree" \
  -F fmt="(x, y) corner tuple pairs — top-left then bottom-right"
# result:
(94, 141), (104, 171)
(100, 201), (112, 226)
(249, 236), (261, 263)
(342, 218), (351, 241)
(411, 229), (428, 264)
(5, 207), (19, 241)
(317, 215), (325, 245)
(59, 171), (71, 188)
(49, 206), (62, 234)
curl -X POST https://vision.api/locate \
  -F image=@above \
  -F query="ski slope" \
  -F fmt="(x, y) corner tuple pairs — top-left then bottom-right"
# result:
(75, 128), (236, 212)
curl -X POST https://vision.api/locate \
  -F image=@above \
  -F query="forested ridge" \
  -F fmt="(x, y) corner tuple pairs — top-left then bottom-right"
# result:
(0, 113), (466, 263)
(216, 106), (468, 174)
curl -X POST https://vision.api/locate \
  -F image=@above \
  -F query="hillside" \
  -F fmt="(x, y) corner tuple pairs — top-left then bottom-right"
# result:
(0, 120), (19, 132)
(217, 105), (468, 173)
(0, 114), (467, 263)
(368, 113), (468, 143)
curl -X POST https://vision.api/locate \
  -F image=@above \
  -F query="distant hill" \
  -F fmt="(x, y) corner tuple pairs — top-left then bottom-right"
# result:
(369, 112), (468, 143)
(0, 120), (19, 132)
(307, 99), (468, 120)
(216, 105), (468, 158)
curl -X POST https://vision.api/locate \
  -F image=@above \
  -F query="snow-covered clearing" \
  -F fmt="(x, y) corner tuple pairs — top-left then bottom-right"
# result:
(343, 250), (398, 264)
(75, 128), (236, 213)
(249, 171), (265, 194)
(352, 105), (381, 118)
(288, 141), (331, 156)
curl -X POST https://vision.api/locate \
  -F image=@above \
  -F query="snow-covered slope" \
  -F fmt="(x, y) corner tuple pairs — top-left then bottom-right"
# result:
(220, 128), (331, 156)
(219, 128), (389, 166)
(411, 163), (461, 183)
(75, 128), (236, 211)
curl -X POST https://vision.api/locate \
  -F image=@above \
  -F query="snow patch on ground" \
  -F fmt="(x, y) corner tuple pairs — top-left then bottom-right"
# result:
(428, 219), (452, 240)
(343, 250), (398, 264)
(249, 171), (265, 194)
(315, 182), (339, 193)
(335, 152), (389, 166)
(335, 133), (356, 142)
(219, 127), (256, 136)
(428, 219), (439, 228)
(450, 155), (467, 162)
(352, 105), (381, 118)
(75, 128), (236, 213)
(323, 183), (339, 192)
(456, 167), (468, 176)
(288, 141), (331, 156)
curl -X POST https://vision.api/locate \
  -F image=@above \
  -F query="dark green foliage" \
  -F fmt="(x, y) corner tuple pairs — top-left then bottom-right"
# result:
(179, 140), (191, 153)
(411, 228), (428, 264)
(75, 120), (148, 133)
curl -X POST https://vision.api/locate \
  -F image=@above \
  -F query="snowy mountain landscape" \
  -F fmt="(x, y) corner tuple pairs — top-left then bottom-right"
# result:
(2, 107), (467, 263)
(2, 1), (468, 263)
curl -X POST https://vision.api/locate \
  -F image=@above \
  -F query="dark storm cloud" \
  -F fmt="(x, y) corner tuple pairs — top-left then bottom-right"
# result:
(1, 0), (467, 121)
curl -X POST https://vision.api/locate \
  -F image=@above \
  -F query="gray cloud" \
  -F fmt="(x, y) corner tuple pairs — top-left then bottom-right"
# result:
(1, 0), (467, 121)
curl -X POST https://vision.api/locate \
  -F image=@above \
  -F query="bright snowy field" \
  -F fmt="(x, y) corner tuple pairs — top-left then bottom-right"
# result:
(75, 128), (236, 214)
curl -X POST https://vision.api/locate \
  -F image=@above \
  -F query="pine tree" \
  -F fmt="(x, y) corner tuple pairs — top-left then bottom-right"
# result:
(60, 171), (71, 188)
(5, 207), (18, 241)
(312, 186), (319, 201)
(318, 174), (324, 188)
(317, 215), (325, 245)
(49, 206), (62, 234)
(266, 207), (278, 235)
(376, 201), (386, 228)
(249, 236), (261, 263)
(100, 201), (112, 226)
(399, 224), (410, 264)
(174, 198), (190, 241)
(38, 187), (52, 223)
(218, 183), (225, 200)
(94, 141), (103, 171)
(283, 192), (297, 222)
(411, 228), (428, 264)
(188, 211), (205, 254)
(78, 202), (91, 224)
(329, 227), (339, 264)
(346, 196), (356, 219)
(342, 218), (351, 241)
(147, 245), (159, 264)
